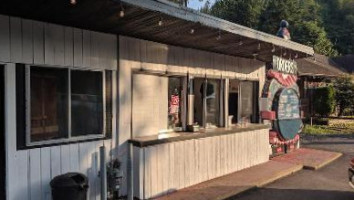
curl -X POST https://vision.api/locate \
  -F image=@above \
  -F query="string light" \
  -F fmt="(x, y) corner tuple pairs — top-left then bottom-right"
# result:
(258, 43), (261, 51)
(253, 53), (258, 60)
(190, 29), (195, 34)
(70, 0), (76, 5)
(119, 3), (125, 18)
(158, 17), (163, 26)
(216, 30), (221, 40)
(295, 53), (298, 59)
(283, 51), (287, 56)
(238, 41), (243, 46)
(271, 45), (276, 53)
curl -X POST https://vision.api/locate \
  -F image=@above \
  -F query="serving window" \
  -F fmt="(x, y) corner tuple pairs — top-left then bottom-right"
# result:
(17, 65), (113, 147)
(132, 73), (186, 138)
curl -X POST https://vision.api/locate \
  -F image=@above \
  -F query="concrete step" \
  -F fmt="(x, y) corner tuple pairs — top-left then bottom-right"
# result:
(271, 148), (342, 170)
(156, 161), (302, 200)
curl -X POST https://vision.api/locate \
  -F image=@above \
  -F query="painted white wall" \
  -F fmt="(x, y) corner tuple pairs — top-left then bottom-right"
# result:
(0, 14), (117, 200)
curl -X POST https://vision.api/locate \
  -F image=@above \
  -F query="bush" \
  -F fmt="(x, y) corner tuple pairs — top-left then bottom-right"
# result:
(334, 75), (354, 116)
(313, 86), (335, 117)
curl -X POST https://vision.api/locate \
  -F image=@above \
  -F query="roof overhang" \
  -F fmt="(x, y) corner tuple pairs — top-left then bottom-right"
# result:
(0, 0), (314, 62)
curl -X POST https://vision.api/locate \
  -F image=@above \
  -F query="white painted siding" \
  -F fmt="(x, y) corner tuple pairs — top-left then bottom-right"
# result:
(133, 128), (269, 199)
(0, 14), (117, 70)
(1, 14), (117, 200)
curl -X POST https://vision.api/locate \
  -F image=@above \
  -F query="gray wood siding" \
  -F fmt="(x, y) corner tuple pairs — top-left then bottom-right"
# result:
(1, 14), (117, 200)
(0, 15), (117, 69)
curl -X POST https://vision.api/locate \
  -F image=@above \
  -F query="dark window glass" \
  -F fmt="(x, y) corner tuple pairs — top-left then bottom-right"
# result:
(168, 77), (183, 130)
(228, 80), (240, 125)
(71, 70), (103, 136)
(193, 78), (204, 127)
(105, 71), (113, 137)
(30, 67), (68, 142)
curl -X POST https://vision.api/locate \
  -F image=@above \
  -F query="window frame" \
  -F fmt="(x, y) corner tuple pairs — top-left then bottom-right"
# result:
(25, 65), (107, 147)
(227, 79), (260, 127)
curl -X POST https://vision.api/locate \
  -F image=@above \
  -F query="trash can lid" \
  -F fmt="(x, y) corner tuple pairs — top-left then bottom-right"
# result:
(50, 172), (88, 188)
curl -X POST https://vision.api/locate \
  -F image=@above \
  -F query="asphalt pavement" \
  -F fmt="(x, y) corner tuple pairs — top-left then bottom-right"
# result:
(233, 135), (354, 200)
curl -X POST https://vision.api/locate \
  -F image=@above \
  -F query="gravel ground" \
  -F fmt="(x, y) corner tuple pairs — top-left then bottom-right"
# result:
(232, 135), (354, 200)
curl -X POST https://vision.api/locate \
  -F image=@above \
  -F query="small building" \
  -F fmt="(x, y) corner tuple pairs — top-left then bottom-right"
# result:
(0, 0), (314, 199)
(297, 54), (346, 117)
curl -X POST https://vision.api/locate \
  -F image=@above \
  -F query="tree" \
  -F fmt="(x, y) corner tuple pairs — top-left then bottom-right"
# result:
(334, 75), (354, 116)
(259, 0), (338, 56)
(319, 0), (354, 54)
(313, 86), (336, 117)
(210, 0), (266, 29)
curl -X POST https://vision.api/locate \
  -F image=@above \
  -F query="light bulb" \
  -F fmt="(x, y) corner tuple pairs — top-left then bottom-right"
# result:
(119, 10), (125, 18)
(70, 0), (76, 5)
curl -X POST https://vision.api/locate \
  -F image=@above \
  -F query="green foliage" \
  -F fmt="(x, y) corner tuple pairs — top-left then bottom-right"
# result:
(302, 123), (354, 135)
(302, 125), (337, 135)
(334, 75), (354, 116)
(319, 0), (354, 54)
(210, 0), (266, 29)
(312, 86), (336, 117)
(207, 0), (339, 56)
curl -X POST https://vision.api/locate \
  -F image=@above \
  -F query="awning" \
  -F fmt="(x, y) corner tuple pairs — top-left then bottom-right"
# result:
(0, 0), (314, 62)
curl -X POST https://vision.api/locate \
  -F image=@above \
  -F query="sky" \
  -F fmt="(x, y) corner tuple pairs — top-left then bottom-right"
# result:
(188, 0), (216, 10)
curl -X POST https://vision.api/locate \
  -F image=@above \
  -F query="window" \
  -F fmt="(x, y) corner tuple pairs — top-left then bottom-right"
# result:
(71, 70), (103, 136)
(193, 78), (222, 128)
(239, 81), (259, 124)
(21, 66), (112, 146)
(132, 73), (185, 138)
(227, 80), (259, 126)
(168, 77), (183, 130)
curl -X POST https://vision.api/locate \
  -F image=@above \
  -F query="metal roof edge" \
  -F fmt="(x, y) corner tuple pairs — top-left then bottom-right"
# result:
(120, 0), (314, 56)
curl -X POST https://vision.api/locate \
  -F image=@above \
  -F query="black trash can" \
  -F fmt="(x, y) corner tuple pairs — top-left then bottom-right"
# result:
(50, 172), (88, 200)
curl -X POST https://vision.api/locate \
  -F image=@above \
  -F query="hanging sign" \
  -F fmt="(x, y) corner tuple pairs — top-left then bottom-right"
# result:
(272, 56), (298, 75)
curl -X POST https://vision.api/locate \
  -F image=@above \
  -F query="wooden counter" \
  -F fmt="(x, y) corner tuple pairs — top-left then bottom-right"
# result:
(129, 124), (270, 147)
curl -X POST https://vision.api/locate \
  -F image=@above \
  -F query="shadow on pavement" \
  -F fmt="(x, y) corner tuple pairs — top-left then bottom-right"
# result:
(230, 188), (354, 200)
